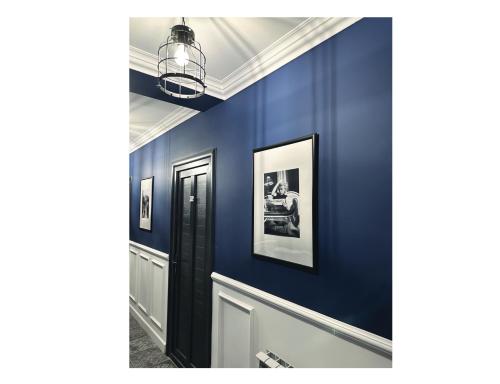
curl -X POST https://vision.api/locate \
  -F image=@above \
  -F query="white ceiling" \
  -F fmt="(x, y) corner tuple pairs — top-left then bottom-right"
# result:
(129, 17), (360, 152)
(129, 92), (197, 147)
(129, 17), (306, 80)
(130, 93), (179, 144)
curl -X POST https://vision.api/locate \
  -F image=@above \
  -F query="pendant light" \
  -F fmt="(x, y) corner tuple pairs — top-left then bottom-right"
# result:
(157, 17), (207, 99)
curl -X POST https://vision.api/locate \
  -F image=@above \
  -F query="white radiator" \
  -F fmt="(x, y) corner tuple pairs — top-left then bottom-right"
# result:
(256, 350), (294, 368)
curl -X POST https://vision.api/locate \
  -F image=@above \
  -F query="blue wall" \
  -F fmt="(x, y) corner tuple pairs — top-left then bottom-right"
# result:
(130, 18), (392, 339)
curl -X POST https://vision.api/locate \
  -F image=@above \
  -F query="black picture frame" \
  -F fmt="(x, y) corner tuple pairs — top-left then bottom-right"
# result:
(139, 176), (154, 232)
(251, 133), (319, 272)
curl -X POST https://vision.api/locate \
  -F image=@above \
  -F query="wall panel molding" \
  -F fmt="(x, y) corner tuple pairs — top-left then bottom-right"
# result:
(129, 241), (169, 260)
(211, 272), (392, 357)
(149, 259), (167, 331)
(129, 243), (170, 352)
(129, 249), (138, 302)
(216, 292), (255, 368)
(137, 253), (150, 315)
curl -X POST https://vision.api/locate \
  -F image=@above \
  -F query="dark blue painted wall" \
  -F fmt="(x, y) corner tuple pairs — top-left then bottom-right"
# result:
(130, 18), (392, 339)
(130, 69), (224, 112)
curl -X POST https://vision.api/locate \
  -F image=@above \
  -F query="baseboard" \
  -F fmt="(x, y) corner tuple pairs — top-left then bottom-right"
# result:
(130, 303), (166, 353)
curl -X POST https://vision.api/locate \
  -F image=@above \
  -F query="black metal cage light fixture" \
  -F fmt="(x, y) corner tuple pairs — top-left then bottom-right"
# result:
(158, 18), (207, 99)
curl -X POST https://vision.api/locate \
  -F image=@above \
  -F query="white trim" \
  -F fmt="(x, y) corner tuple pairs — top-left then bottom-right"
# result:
(217, 292), (255, 368)
(149, 315), (162, 330)
(129, 248), (138, 303)
(220, 17), (361, 99)
(129, 17), (361, 153)
(129, 46), (156, 77)
(137, 253), (151, 315)
(211, 272), (392, 356)
(137, 302), (148, 315)
(130, 18), (360, 101)
(129, 106), (199, 153)
(218, 291), (254, 313)
(130, 304), (166, 352)
(151, 258), (165, 268)
(129, 241), (169, 261)
(149, 258), (166, 330)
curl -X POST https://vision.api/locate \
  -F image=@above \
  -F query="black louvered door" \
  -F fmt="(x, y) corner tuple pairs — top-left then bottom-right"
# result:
(168, 153), (213, 368)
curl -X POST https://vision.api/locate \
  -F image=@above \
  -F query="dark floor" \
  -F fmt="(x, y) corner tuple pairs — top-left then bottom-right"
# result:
(129, 314), (177, 368)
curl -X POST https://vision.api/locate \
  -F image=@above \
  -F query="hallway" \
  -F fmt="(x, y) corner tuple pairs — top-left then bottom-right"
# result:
(129, 315), (177, 368)
(128, 17), (394, 368)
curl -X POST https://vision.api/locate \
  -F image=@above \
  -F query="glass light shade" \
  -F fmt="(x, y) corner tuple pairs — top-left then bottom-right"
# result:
(174, 44), (189, 66)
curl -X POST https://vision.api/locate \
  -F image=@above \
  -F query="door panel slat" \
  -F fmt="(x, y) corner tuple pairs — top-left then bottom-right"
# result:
(169, 157), (213, 368)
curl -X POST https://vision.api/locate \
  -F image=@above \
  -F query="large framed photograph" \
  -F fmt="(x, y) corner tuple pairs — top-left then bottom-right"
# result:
(139, 176), (154, 231)
(252, 134), (317, 269)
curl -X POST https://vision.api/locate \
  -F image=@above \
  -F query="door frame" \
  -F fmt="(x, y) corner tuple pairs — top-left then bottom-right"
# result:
(167, 149), (215, 368)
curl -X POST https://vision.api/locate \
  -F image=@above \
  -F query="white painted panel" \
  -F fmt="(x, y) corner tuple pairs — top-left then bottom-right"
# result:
(218, 293), (254, 368)
(129, 241), (169, 260)
(137, 253), (150, 314)
(150, 258), (166, 330)
(129, 249), (137, 302)
(129, 243), (170, 352)
(211, 273), (392, 368)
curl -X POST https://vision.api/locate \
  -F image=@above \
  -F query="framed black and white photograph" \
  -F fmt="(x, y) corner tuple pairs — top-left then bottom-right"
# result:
(139, 176), (153, 231)
(253, 134), (317, 269)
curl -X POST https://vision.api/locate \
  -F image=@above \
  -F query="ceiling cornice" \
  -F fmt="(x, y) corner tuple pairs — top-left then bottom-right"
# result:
(221, 17), (361, 97)
(129, 106), (199, 153)
(129, 17), (361, 153)
(129, 17), (361, 101)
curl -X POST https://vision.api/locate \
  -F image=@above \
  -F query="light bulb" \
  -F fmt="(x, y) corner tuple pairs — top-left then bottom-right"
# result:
(174, 44), (189, 66)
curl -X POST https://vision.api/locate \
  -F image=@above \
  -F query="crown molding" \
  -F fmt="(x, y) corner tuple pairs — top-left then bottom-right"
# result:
(221, 17), (361, 98)
(129, 106), (199, 153)
(129, 17), (361, 152)
(129, 17), (361, 101)
(129, 46), (156, 77)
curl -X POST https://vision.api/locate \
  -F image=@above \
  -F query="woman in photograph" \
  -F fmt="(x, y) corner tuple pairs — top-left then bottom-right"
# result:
(265, 180), (300, 237)
(271, 180), (288, 199)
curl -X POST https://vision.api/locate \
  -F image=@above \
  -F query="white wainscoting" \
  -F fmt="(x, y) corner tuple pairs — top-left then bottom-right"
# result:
(211, 272), (392, 368)
(217, 292), (255, 368)
(129, 241), (169, 352)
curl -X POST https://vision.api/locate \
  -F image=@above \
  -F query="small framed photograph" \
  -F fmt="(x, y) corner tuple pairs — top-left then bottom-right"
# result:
(139, 176), (154, 231)
(252, 134), (318, 269)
